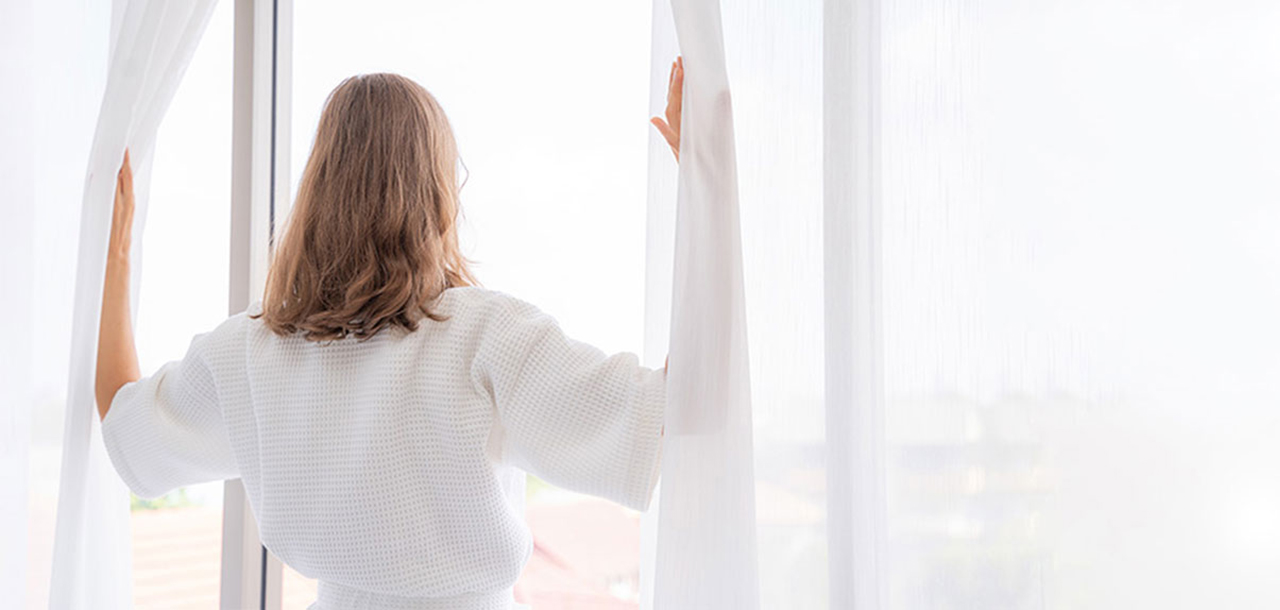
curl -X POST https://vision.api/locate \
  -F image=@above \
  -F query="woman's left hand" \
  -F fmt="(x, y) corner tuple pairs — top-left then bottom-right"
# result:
(651, 56), (683, 161)
(109, 149), (135, 263)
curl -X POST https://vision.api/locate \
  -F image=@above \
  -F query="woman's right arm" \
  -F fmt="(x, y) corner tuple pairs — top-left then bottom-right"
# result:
(481, 58), (681, 507)
(473, 296), (666, 512)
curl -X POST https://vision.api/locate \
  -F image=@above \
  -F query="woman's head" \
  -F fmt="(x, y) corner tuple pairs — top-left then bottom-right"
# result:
(258, 73), (475, 341)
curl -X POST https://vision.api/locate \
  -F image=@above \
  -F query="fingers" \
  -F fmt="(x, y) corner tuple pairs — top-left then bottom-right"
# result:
(112, 149), (135, 249)
(121, 149), (133, 195)
(116, 149), (135, 212)
(652, 56), (684, 162)
(666, 58), (683, 126)
(666, 59), (683, 99)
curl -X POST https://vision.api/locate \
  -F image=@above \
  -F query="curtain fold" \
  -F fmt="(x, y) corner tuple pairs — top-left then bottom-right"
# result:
(643, 0), (762, 608)
(644, 0), (827, 607)
(47, 1), (219, 607)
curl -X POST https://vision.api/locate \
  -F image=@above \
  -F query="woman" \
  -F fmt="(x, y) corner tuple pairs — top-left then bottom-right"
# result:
(96, 59), (685, 609)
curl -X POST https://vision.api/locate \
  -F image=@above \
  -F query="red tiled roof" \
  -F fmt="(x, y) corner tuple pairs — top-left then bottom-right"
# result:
(130, 495), (641, 609)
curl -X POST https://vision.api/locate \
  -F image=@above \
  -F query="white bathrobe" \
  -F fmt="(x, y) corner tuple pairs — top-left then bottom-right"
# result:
(102, 287), (666, 609)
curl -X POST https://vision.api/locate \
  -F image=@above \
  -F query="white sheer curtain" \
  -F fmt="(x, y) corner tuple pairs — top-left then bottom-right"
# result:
(644, 0), (1280, 608)
(644, 0), (823, 608)
(3, 2), (111, 607)
(877, 2), (1280, 606)
(643, 0), (763, 607)
(0, 1), (219, 608)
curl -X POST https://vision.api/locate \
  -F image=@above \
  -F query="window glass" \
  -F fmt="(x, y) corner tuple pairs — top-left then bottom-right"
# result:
(130, 1), (234, 606)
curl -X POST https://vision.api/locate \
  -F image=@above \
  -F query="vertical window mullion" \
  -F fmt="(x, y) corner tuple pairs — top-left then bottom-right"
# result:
(222, 0), (289, 607)
(261, 0), (290, 602)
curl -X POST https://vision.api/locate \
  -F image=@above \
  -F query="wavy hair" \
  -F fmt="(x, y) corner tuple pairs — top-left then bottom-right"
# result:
(255, 73), (476, 341)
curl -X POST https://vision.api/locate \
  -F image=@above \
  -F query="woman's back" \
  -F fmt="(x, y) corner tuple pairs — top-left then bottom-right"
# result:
(102, 286), (665, 608)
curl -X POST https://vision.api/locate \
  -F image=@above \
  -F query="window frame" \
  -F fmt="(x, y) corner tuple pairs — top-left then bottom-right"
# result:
(221, 0), (291, 607)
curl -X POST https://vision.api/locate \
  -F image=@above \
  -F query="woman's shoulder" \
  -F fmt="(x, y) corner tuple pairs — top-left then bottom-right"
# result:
(439, 286), (541, 319)
(438, 287), (555, 343)
(211, 306), (261, 343)
(161, 307), (258, 371)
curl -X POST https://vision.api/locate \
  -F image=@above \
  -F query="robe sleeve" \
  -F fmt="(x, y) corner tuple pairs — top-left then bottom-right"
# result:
(474, 295), (666, 511)
(101, 332), (238, 499)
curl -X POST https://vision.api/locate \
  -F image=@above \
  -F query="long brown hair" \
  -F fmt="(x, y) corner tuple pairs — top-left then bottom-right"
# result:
(255, 73), (476, 341)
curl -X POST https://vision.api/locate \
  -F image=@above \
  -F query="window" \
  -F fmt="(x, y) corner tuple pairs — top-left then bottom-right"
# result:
(129, 1), (234, 606)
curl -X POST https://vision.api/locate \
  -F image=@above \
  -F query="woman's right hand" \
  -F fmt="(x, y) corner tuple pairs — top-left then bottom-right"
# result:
(650, 56), (683, 161)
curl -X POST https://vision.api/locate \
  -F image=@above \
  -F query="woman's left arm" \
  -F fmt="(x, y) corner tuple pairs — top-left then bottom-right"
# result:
(96, 150), (141, 420)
